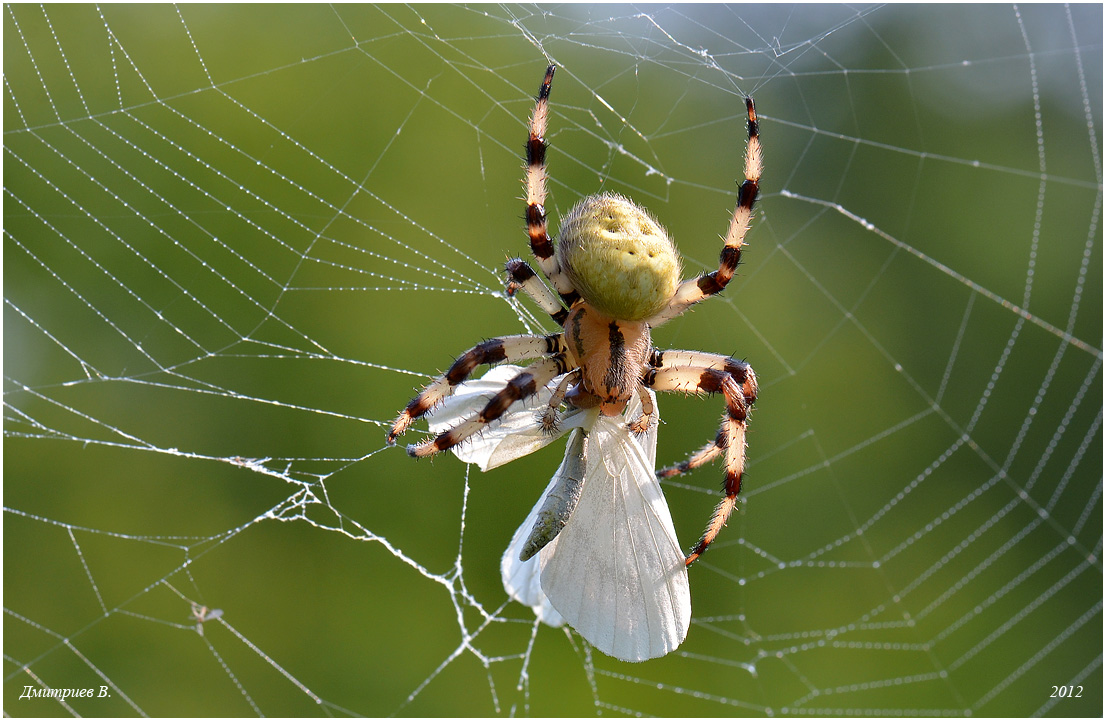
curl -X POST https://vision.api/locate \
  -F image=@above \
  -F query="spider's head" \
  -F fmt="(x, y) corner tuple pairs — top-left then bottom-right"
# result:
(556, 193), (681, 321)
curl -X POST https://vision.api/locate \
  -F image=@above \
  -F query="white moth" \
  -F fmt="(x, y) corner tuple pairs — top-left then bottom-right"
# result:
(427, 365), (691, 662)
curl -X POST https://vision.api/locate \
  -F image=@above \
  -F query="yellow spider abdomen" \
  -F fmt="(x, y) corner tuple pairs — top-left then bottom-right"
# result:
(557, 193), (681, 321)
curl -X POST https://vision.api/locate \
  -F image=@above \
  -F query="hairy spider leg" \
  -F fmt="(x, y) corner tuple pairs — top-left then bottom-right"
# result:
(408, 355), (572, 458)
(651, 349), (757, 480)
(537, 367), (581, 434)
(524, 64), (580, 307)
(627, 384), (657, 435)
(387, 334), (566, 443)
(644, 362), (755, 565)
(505, 257), (570, 326)
(648, 97), (761, 327)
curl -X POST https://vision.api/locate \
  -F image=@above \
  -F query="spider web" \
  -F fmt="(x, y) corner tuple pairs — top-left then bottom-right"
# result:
(3, 4), (1102, 716)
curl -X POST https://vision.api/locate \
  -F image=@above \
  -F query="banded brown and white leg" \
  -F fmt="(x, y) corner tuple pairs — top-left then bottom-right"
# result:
(650, 350), (756, 478)
(408, 355), (570, 458)
(505, 257), (569, 326)
(627, 384), (656, 435)
(650, 349), (757, 407)
(657, 431), (725, 480)
(538, 367), (580, 434)
(643, 364), (753, 566)
(647, 98), (761, 328)
(387, 334), (566, 443)
(524, 64), (577, 302)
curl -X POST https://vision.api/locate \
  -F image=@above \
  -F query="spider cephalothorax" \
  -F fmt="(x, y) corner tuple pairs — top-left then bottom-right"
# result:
(388, 64), (760, 565)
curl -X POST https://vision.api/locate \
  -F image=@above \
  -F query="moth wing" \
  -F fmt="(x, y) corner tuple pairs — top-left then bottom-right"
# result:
(500, 444), (577, 628)
(539, 414), (690, 662)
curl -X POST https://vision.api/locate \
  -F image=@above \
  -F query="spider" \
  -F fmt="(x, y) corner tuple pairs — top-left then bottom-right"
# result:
(387, 64), (760, 566)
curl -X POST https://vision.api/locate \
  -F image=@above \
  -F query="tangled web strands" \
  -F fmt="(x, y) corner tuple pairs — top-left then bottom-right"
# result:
(4, 4), (1102, 717)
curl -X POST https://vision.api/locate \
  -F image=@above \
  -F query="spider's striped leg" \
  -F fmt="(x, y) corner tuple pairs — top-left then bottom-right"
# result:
(657, 431), (725, 480)
(524, 64), (579, 304)
(650, 349), (757, 409)
(505, 258), (569, 326)
(644, 361), (756, 566)
(408, 355), (571, 458)
(387, 333), (566, 443)
(647, 98), (761, 328)
(650, 350), (756, 478)
(627, 384), (656, 435)
(538, 367), (580, 434)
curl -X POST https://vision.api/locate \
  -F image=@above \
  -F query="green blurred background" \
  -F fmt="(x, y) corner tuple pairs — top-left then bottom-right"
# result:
(4, 4), (1101, 717)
